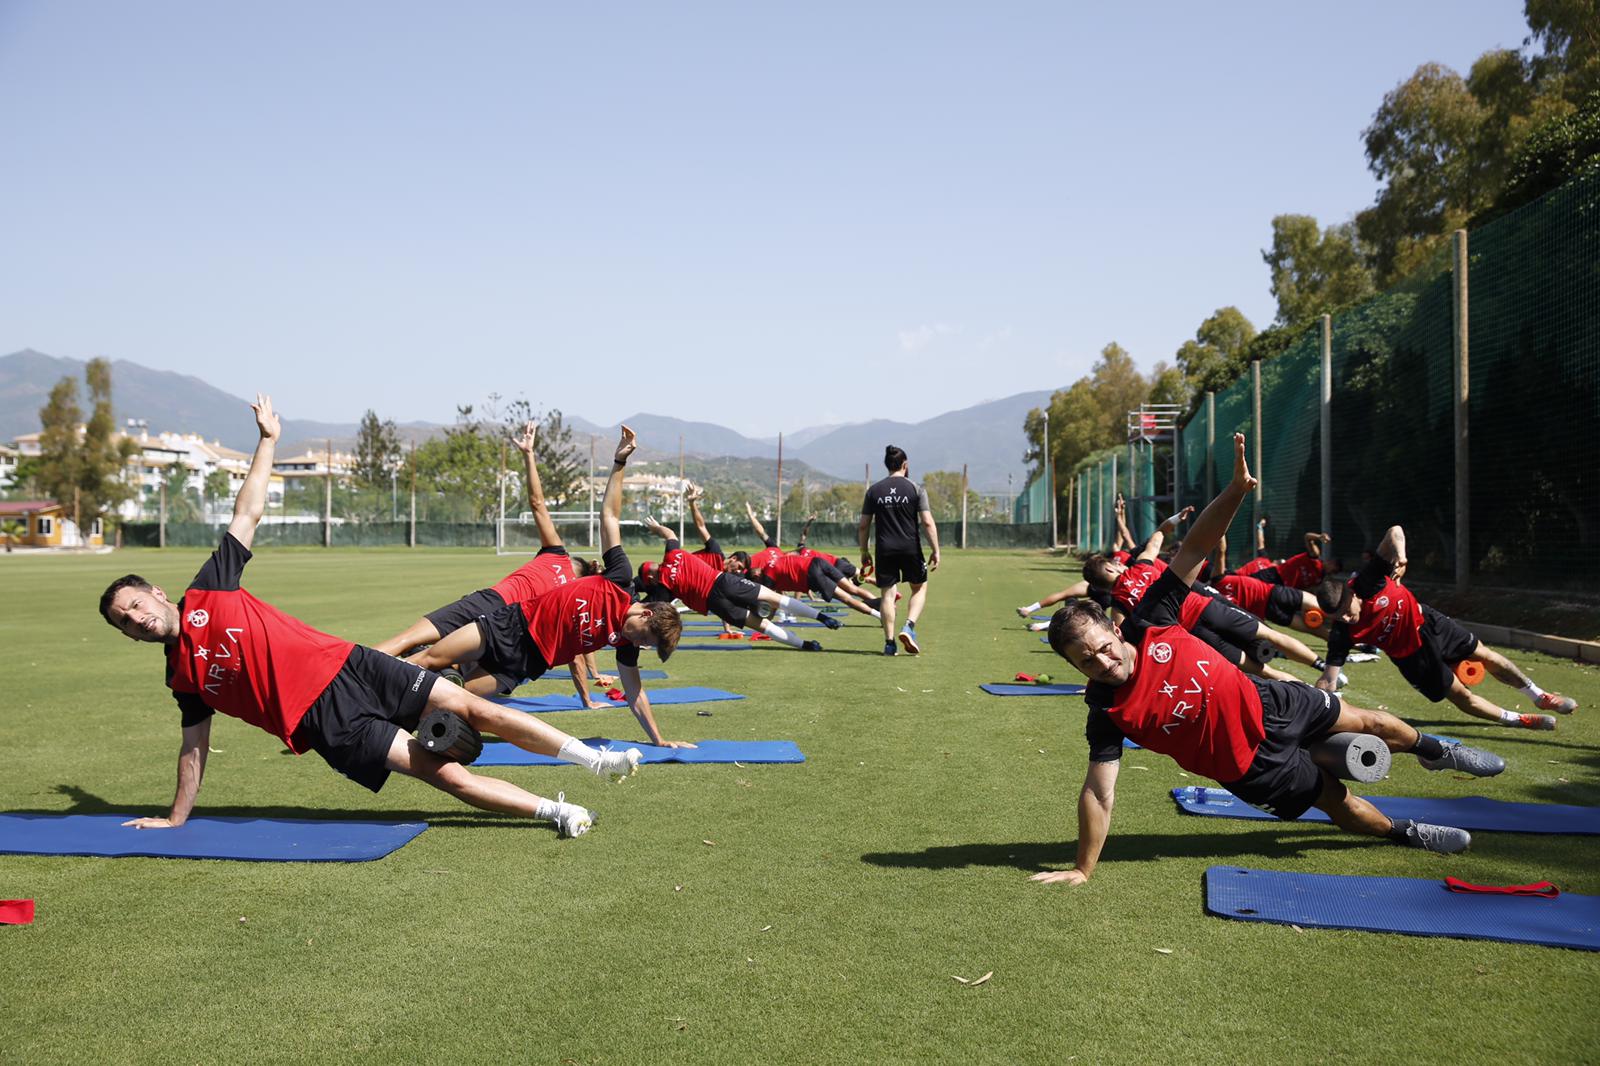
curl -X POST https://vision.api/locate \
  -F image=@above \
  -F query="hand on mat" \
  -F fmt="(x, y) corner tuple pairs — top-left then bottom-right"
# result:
(656, 739), (698, 749)
(122, 816), (179, 830)
(1030, 869), (1088, 887)
(593, 673), (617, 687)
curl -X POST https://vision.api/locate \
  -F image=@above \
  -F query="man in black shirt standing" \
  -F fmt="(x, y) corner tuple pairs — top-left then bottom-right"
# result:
(858, 445), (941, 655)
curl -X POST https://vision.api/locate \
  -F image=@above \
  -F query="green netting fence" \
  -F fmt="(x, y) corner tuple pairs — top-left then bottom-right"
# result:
(1175, 168), (1600, 592)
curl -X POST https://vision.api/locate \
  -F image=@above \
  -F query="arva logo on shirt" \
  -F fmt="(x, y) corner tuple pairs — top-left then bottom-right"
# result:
(877, 495), (909, 505)
(1149, 642), (1173, 664)
(186, 609), (210, 628)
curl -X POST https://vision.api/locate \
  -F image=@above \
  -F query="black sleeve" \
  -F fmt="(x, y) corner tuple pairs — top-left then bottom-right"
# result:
(1085, 704), (1126, 763)
(189, 531), (251, 592)
(1350, 553), (1393, 599)
(616, 643), (640, 669)
(174, 691), (214, 728)
(764, 537), (778, 549)
(1325, 621), (1354, 667)
(703, 537), (723, 556)
(535, 545), (570, 558)
(664, 539), (682, 553)
(601, 545), (632, 589)
(1132, 568), (1189, 629)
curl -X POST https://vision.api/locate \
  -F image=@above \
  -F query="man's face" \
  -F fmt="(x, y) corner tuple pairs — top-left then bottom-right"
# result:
(108, 585), (179, 643)
(1334, 585), (1361, 625)
(621, 610), (656, 649)
(1062, 620), (1135, 686)
(723, 556), (746, 574)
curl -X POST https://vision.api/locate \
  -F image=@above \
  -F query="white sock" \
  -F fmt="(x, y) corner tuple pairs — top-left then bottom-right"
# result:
(763, 623), (803, 648)
(869, 609), (881, 619)
(1023, 601), (1041, 614)
(1521, 681), (1546, 701)
(776, 595), (821, 621)
(1497, 708), (1522, 724)
(557, 738), (601, 772)
(535, 796), (561, 821)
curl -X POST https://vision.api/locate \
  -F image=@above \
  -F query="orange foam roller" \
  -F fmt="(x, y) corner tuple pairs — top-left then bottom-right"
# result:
(1455, 659), (1486, 686)
(1302, 607), (1325, 629)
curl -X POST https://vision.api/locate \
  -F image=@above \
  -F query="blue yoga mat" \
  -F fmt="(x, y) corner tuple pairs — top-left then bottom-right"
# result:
(0, 813), (427, 862)
(1171, 789), (1600, 835)
(673, 643), (753, 651)
(1205, 866), (1600, 951)
(475, 738), (805, 765)
(539, 669), (668, 681)
(495, 687), (746, 712)
(681, 620), (835, 630)
(979, 683), (1086, 697)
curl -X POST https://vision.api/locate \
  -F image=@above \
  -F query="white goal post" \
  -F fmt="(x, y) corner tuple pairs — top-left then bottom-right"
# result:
(496, 514), (651, 555)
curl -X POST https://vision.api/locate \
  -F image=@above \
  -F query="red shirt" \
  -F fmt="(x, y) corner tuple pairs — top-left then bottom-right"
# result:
(521, 575), (637, 667)
(1102, 594), (1266, 781)
(763, 552), (815, 594)
(1347, 575), (1424, 658)
(658, 546), (721, 613)
(799, 547), (839, 566)
(1275, 552), (1325, 590)
(750, 545), (784, 571)
(692, 547), (725, 572)
(167, 587), (353, 752)
(1216, 574), (1272, 619)
(492, 551), (577, 603)
(1111, 550), (1132, 565)
(1236, 556), (1277, 579)
(1111, 559), (1167, 613)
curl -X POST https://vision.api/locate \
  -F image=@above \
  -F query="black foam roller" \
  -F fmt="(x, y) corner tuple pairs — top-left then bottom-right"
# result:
(1250, 639), (1278, 665)
(416, 709), (483, 765)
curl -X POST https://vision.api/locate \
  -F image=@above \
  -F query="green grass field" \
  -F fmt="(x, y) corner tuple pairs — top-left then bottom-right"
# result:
(2, 546), (1597, 1065)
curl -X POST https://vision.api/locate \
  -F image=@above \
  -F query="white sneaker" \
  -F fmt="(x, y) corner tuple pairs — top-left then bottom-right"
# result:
(1335, 671), (1350, 689)
(1028, 621), (1050, 632)
(550, 792), (595, 838)
(597, 746), (642, 781)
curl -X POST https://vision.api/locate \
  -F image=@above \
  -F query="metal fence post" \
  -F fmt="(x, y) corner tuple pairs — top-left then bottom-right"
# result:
(1320, 313), (1332, 538)
(1250, 360), (1262, 534)
(1452, 228), (1470, 593)
(1204, 391), (1215, 502)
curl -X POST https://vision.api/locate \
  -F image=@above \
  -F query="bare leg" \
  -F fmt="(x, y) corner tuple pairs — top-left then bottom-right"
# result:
(372, 617), (442, 658)
(903, 580), (928, 627)
(426, 677), (579, 756)
(1445, 677), (1534, 724)
(1472, 644), (1534, 692)
(880, 583), (898, 644)
(1310, 774), (1392, 837)
(406, 624), (486, 673)
(1254, 623), (1320, 667)
(386, 732), (545, 817)
(1329, 700), (1426, 751)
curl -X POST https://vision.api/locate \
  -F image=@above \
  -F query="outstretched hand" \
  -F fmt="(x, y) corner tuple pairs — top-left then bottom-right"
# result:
(512, 420), (537, 455)
(250, 394), (280, 441)
(614, 424), (637, 464)
(656, 739), (699, 749)
(1231, 433), (1258, 494)
(122, 816), (178, 830)
(1159, 505), (1196, 533)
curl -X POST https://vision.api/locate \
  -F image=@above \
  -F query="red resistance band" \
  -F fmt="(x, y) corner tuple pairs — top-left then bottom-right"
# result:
(1444, 877), (1559, 898)
(1015, 673), (1037, 683)
(0, 899), (35, 925)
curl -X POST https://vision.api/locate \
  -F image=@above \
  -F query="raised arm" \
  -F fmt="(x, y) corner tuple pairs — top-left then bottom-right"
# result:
(1170, 432), (1255, 587)
(600, 425), (635, 553)
(797, 513), (816, 551)
(122, 718), (211, 829)
(686, 485), (713, 545)
(513, 420), (561, 549)
(1031, 758), (1119, 886)
(226, 394), (281, 551)
(641, 513), (674, 542)
(1135, 506), (1193, 563)
(1254, 516), (1267, 555)
(1376, 525), (1405, 567)
(1113, 494), (1136, 551)
(746, 501), (771, 544)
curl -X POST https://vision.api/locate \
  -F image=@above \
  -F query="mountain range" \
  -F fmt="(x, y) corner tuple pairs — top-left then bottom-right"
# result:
(0, 349), (1050, 488)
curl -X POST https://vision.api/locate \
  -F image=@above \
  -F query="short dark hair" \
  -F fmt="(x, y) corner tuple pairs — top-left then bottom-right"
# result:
(884, 445), (907, 472)
(1314, 577), (1348, 613)
(729, 550), (751, 568)
(573, 556), (602, 578)
(1047, 599), (1114, 660)
(100, 574), (152, 625)
(1083, 554), (1117, 590)
(640, 601), (682, 661)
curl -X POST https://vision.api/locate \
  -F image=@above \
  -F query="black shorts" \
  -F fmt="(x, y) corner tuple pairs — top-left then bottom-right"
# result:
(807, 557), (847, 602)
(1391, 605), (1479, 702)
(1197, 596), (1259, 650)
(707, 572), (765, 628)
(874, 551), (927, 589)
(424, 587), (506, 639)
(472, 602), (550, 695)
(832, 557), (858, 582)
(292, 646), (442, 793)
(1220, 679), (1343, 820)
(1265, 584), (1303, 627)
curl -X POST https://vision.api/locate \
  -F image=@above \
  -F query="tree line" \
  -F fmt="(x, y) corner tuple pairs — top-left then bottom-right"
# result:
(1025, 1), (1600, 501)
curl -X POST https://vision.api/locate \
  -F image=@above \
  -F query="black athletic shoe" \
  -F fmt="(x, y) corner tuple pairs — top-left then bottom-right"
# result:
(819, 614), (843, 630)
(801, 640), (823, 652)
(883, 641), (898, 656)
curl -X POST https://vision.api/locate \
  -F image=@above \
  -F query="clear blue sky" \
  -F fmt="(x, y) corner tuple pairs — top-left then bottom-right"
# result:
(0, 2), (1534, 437)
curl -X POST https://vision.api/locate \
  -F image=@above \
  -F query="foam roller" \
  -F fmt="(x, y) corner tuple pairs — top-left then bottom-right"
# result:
(1454, 660), (1486, 686)
(1249, 639), (1278, 665)
(416, 709), (483, 765)
(1302, 607), (1325, 629)
(1310, 732), (1391, 783)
